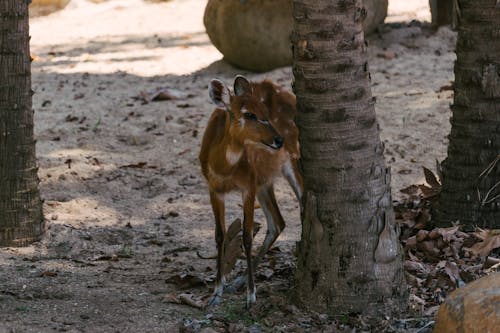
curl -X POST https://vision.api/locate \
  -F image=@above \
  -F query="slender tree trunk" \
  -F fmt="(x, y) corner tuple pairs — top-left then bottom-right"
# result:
(435, 0), (500, 229)
(0, 1), (44, 246)
(291, 0), (406, 315)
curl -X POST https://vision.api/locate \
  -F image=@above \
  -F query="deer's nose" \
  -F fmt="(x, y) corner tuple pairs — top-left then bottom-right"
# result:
(274, 136), (284, 149)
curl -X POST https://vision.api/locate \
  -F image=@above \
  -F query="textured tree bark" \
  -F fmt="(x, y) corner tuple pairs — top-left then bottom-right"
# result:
(291, 0), (407, 315)
(435, 0), (500, 229)
(430, 0), (454, 27)
(0, 1), (44, 246)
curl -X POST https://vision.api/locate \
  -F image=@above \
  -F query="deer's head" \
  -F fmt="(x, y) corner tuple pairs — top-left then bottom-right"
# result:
(209, 76), (283, 150)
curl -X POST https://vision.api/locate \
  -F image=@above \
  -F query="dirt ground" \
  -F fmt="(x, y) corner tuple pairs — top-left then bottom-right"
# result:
(1, 0), (456, 332)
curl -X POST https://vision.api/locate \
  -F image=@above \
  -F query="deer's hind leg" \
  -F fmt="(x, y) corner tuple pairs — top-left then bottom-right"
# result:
(282, 159), (303, 210)
(252, 184), (286, 271)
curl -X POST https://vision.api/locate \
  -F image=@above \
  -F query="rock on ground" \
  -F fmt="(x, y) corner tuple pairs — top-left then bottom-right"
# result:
(204, 0), (388, 72)
(434, 272), (500, 333)
(30, 0), (70, 16)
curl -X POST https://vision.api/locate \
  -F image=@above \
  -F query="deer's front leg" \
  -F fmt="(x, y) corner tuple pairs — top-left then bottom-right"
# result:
(207, 191), (225, 307)
(242, 189), (256, 308)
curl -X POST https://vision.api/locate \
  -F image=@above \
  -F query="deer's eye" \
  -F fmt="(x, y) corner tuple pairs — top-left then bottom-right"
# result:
(243, 112), (257, 121)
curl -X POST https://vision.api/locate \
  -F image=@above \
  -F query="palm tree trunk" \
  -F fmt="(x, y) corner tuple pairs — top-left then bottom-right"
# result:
(435, 0), (500, 229)
(0, 1), (44, 246)
(430, 0), (454, 26)
(291, 0), (406, 315)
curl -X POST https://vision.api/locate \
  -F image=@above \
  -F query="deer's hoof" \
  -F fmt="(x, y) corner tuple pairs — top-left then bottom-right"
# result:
(246, 289), (256, 309)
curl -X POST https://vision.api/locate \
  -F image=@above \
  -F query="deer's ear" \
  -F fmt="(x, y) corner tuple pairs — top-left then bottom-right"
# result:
(234, 75), (252, 97)
(209, 79), (230, 109)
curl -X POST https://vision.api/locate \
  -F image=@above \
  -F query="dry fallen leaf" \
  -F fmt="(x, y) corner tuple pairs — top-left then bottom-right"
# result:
(424, 305), (440, 317)
(197, 218), (262, 278)
(400, 184), (420, 196)
(119, 162), (147, 169)
(178, 293), (205, 309)
(483, 256), (500, 270)
(408, 294), (425, 313)
(444, 261), (463, 287)
(405, 272), (423, 287)
(417, 166), (442, 199)
(418, 184), (440, 199)
(196, 251), (216, 259)
(65, 115), (79, 122)
(405, 236), (417, 250)
(163, 293), (204, 309)
(395, 184), (500, 318)
(376, 51), (397, 60)
(435, 158), (443, 182)
(257, 268), (274, 280)
(429, 226), (460, 243)
(221, 218), (243, 276)
(437, 84), (453, 92)
(92, 254), (119, 262)
(137, 88), (188, 103)
(404, 260), (429, 276)
(416, 230), (429, 242)
(464, 228), (500, 257)
(417, 240), (440, 261)
(39, 271), (58, 277)
(163, 293), (181, 304)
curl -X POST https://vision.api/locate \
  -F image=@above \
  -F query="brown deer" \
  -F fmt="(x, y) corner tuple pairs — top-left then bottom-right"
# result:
(199, 75), (303, 308)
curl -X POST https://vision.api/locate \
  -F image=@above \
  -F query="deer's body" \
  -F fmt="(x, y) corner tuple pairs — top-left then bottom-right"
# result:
(199, 76), (302, 307)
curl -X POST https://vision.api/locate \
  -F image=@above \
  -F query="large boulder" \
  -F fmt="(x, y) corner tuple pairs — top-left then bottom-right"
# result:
(30, 0), (70, 16)
(363, 0), (388, 33)
(31, 0), (69, 5)
(433, 273), (500, 333)
(204, 0), (388, 72)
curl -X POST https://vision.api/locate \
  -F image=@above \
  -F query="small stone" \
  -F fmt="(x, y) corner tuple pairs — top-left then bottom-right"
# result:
(377, 51), (397, 60)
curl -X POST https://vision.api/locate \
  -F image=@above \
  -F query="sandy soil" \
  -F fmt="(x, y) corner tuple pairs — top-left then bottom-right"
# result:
(0, 0), (455, 332)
